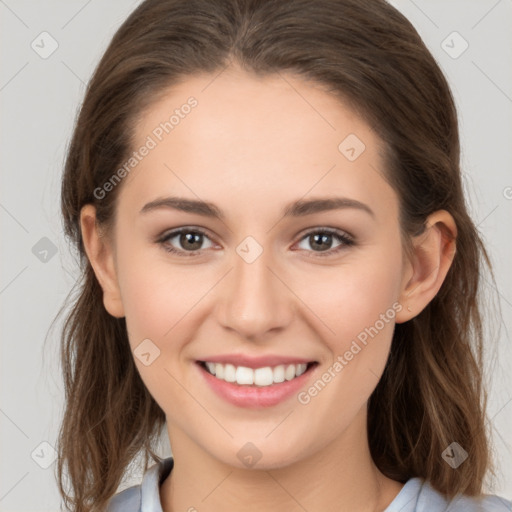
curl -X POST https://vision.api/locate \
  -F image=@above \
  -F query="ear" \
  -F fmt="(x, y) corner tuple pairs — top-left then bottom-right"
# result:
(395, 210), (457, 323)
(80, 204), (125, 318)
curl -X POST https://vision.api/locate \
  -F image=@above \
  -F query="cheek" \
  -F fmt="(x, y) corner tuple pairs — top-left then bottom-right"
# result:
(295, 248), (402, 429)
(114, 242), (205, 412)
(115, 231), (204, 342)
(305, 247), (403, 349)
(118, 267), (176, 342)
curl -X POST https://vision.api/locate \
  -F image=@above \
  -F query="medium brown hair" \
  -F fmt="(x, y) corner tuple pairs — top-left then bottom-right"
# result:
(56, 0), (496, 510)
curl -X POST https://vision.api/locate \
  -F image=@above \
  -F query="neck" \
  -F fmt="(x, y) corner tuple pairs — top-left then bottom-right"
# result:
(160, 407), (403, 512)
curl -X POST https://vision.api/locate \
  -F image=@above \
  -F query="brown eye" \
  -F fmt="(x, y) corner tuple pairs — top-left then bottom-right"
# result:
(177, 232), (203, 251)
(158, 228), (214, 256)
(296, 228), (354, 257)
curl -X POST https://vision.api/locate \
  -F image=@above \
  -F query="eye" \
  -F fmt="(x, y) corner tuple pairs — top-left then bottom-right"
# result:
(157, 227), (215, 256)
(157, 226), (354, 258)
(294, 228), (354, 257)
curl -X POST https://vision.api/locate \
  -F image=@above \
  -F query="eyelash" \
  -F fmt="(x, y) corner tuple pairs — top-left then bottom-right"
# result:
(156, 226), (355, 258)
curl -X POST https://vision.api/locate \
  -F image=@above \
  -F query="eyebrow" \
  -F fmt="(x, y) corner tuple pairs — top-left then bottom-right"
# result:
(139, 196), (375, 219)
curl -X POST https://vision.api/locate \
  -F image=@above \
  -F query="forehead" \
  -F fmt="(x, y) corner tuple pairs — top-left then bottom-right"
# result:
(134, 68), (373, 158)
(120, 68), (397, 224)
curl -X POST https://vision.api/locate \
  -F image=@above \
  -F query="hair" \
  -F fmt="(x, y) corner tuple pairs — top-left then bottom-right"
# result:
(56, 0), (497, 510)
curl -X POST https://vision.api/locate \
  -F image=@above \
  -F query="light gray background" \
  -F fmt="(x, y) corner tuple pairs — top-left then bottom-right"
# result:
(1, 1), (511, 510)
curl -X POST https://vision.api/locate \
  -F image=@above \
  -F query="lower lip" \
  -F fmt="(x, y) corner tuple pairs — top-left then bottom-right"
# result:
(195, 361), (318, 408)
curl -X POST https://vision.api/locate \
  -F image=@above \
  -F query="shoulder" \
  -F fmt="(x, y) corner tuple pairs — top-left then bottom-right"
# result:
(386, 477), (512, 512)
(441, 493), (512, 512)
(106, 484), (141, 512)
(106, 456), (174, 512)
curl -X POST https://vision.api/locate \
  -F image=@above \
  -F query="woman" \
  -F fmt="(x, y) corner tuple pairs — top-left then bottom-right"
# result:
(56, 0), (511, 511)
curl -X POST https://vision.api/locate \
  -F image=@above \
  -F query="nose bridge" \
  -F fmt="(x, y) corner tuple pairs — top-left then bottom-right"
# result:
(216, 239), (292, 339)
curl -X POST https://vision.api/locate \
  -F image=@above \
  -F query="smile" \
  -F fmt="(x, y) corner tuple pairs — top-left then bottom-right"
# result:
(199, 361), (315, 387)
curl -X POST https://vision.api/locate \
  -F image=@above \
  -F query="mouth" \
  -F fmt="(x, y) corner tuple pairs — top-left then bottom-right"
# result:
(196, 360), (319, 387)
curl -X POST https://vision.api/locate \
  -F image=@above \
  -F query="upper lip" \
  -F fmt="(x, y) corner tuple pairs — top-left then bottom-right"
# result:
(197, 354), (316, 369)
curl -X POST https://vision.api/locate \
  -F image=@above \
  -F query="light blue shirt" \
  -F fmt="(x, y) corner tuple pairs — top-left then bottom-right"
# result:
(106, 456), (511, 511)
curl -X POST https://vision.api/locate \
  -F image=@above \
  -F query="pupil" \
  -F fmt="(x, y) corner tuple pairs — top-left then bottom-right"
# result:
(311, 233), (331, 251)
(182, 232), (202, 250)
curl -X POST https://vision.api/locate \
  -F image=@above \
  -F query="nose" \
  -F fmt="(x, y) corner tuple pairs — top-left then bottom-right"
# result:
(215, 245), (294, 341)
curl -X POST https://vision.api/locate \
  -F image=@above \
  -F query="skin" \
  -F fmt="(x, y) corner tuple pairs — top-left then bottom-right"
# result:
(81, 66), (457, 512)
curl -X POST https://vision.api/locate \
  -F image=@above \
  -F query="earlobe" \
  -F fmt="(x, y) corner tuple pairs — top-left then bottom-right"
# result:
(395, 210), (457, 323)
(79, 204), (125, 318)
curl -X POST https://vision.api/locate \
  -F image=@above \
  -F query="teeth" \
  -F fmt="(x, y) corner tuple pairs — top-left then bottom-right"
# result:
(236, 366), (254, 385)
(273, 364), (285, 383)
(295, 363), (307, 377)
(202, 362), (309, 386)
(215, 363), (224, 379)
(224, 363), (236, 382)
(254, 367), (273, 386)
(285, 364), (296, 381)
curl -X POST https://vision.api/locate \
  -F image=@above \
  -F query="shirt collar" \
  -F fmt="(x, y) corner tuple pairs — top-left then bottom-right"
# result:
(140, 456), (174, 512)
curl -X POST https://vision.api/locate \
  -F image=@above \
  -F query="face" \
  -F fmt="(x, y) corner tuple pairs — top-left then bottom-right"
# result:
(97, 68), (413, 469)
